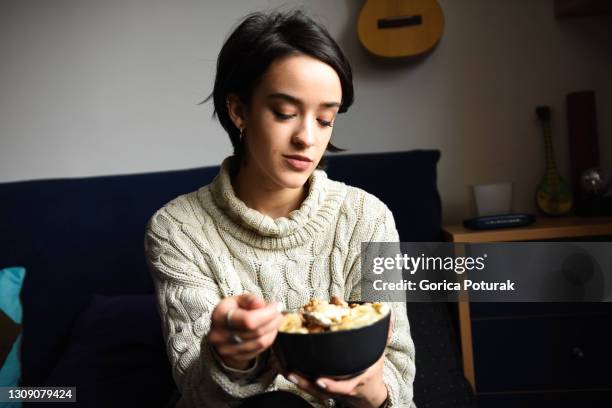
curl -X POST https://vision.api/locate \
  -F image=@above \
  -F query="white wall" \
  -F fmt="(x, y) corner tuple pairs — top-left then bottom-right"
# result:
(1, 0), (611, 222)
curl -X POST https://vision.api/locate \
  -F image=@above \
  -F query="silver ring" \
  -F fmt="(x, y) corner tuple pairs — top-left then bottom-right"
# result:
(225, 308), (235, 329)
(231, 333), (244, 344)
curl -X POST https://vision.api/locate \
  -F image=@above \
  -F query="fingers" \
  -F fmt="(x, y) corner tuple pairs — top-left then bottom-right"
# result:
(235, 329), (278, 357)
(313, 375), (361, 396)
(236, 293), (267, 310)
(208, 295), (284, 365)
(314, 355), (382, 396)
(210, 297), (240, 328)
(313, 358), (378, 396)
(216, 328), (279, 360)
(387, 307), (394, 344)
(286, 373), (333, 403)
(210, 294), (281, 332)
(209, 310), (282, 343)
(210, 312), (283, 348)
(228, 301), (283, 331)
(238, 310), (283, 340)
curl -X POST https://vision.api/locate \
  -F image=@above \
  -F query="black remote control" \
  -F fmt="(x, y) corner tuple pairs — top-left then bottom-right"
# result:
(463, 213), (536, 230)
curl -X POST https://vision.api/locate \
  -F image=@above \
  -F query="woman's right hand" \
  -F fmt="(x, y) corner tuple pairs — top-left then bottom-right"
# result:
(208, 293), (284, 370)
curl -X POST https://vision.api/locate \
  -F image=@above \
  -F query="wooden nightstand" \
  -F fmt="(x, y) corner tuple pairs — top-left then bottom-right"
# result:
(443, 216), (612, 244)
(442, 216), (612, 406)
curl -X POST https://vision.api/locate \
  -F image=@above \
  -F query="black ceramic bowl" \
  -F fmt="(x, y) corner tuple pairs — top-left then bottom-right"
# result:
(273, 308), (390, 380)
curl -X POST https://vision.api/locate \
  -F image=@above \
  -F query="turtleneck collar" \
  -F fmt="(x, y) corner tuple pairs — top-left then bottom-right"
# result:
(204, 156), (346, 249)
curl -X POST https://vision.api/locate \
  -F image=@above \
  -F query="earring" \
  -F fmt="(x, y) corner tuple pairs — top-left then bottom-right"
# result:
(239, 127), (245, 140)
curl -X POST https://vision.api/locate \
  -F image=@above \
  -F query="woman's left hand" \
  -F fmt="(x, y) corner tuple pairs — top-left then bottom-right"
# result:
(284, 354), (388, 408)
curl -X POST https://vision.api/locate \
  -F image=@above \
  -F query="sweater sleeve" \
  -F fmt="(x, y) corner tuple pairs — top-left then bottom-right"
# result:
(346, 206), (417, 408)
(144, 208), (278, 407)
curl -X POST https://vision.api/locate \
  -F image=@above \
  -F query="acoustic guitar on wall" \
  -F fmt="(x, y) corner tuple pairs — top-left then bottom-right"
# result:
(358, 0), (445, 58)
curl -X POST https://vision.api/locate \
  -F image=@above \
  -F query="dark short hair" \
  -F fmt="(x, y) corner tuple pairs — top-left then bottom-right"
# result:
(204, 9), (354, 167)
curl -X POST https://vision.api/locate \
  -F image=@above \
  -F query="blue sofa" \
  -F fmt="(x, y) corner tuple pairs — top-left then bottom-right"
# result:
(0, 150), (474, 407)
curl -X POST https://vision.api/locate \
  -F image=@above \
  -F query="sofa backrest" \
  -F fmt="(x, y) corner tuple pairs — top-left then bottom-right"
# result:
(0, 150), (441, 386)
(324, 150), (441, 242)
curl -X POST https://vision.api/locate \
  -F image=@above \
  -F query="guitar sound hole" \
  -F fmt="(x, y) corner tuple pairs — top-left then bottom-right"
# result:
(377, 15), (422, 29)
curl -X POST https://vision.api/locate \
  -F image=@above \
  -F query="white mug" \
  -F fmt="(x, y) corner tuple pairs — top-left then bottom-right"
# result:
(472, 182), (513, 217)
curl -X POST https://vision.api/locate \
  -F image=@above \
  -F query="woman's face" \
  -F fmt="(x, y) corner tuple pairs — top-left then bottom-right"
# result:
(235, 54), (342, 190)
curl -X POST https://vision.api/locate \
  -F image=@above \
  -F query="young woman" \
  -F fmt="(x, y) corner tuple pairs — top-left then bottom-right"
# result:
(145, 9), (415, 408)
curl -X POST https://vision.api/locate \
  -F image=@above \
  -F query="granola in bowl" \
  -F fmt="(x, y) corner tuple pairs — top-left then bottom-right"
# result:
(279, 296), (390, 334)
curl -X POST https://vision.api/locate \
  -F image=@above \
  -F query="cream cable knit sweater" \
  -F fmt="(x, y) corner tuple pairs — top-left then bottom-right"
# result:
(144, 157), (416, 408)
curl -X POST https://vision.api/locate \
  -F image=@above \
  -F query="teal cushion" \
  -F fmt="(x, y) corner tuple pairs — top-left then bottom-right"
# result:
(0, 266), (25, 408)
